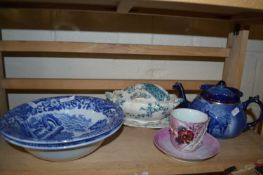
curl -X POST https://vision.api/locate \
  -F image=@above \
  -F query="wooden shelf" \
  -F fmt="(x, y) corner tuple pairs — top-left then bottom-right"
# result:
(1, 1), (263, 38)
(1, 0), (263, 19)
(0, 1), (262, 174)
(1, 79), (218, 91)
(0, 40), (227, 91)
(0, 127), (262, 175)
(0, 41), (230, 58)
(0, 40), (227, 92)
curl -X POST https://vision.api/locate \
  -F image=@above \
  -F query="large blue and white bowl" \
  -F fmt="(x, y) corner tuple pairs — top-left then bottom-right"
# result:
(0, 96), (124, 161)
(0, 96), (124, 144)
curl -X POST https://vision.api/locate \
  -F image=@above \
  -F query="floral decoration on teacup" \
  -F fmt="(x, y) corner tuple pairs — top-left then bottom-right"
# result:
(169, 108), (209, 152)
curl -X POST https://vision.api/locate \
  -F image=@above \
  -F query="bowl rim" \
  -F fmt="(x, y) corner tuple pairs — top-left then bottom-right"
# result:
(0, 95), (124, 144)
(2, 122), (123, 150)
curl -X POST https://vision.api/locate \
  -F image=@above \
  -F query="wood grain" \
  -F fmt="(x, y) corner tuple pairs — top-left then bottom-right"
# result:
(1, 79), (218, 91)
(0, 52), (8, 115)
(0, 8), (232, 37)
(0, 127), (262, 175)
(1, 0), (263, 11)
(117, 0), (136, 13)
(222, 30), (249, 89)
(0, 41), (230, 58)
(1, 8), (262, 39)
(152, 0), (263, 10)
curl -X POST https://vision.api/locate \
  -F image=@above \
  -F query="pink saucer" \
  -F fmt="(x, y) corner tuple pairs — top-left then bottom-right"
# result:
(154, 128), (220, 161)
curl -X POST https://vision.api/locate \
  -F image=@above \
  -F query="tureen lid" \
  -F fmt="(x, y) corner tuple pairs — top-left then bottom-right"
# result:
(200, 81), (243, 104)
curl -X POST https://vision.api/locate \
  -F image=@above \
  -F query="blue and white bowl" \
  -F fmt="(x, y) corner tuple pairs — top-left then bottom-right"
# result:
(2, 123), (122, 150)
(0, 96), (124, 144)
(2, 124), (122, 161)
(0, 96), (124, 161)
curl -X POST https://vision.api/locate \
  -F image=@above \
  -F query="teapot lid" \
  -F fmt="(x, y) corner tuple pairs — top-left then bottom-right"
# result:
(200, 81), (243, 104)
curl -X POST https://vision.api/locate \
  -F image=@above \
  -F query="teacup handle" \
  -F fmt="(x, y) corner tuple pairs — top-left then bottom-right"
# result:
(242, 95), (263, 129)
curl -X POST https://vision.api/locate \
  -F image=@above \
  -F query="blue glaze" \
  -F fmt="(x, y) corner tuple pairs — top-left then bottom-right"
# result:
(173, 81), (263, 138)
(190, 96), (246, 138)
(200, 81), (242, 104)
(0, 96), (124, 144)
(2, 124), (122, 150)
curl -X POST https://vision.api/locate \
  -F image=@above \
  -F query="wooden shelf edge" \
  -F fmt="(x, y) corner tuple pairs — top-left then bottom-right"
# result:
(1, 79), (218, 91)
(0, 127), (262, 175)
(0, 41), (230, 58)
(158, 0), (263, 11)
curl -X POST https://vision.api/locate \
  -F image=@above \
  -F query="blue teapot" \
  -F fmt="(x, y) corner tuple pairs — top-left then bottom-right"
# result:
(173, 81), (263, 139)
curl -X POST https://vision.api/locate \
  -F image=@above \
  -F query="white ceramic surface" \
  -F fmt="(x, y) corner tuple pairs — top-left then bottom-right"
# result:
(171, 108), (208, 123)
(106, 83), (182, 122)
(26, 140), (103, 161)
(124, 117), (169, 128)
(3, 123), (123, 161)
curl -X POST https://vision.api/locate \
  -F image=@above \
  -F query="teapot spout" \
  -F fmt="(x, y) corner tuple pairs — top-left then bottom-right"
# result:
(173, 82), (190, 108)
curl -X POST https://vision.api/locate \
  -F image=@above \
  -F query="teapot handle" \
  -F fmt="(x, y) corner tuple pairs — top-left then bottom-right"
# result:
(242, 95), (263, 129)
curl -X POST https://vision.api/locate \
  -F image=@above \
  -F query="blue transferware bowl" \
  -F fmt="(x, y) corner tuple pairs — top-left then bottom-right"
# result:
(3, 123), (122, 150)
(0, 96), (124, 144)
(1, 124), (123, 161)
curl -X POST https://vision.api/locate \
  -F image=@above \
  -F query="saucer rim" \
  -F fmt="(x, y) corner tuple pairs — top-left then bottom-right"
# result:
(154, 127), (220, 161)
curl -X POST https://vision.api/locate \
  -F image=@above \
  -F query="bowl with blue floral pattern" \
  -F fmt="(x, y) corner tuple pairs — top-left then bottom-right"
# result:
(0, 96), (124, 144)
(1, 122), (123, 161)
(105, 83), (182, 123)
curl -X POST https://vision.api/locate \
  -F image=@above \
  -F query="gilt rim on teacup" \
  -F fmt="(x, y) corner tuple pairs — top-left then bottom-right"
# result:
(170, 108), (208, 124)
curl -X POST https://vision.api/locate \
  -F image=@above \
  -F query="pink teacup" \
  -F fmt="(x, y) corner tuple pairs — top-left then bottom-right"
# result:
(169, 108), (209, 152)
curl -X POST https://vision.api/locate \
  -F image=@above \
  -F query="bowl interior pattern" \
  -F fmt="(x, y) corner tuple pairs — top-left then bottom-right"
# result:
(0, 96), (124, 144)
